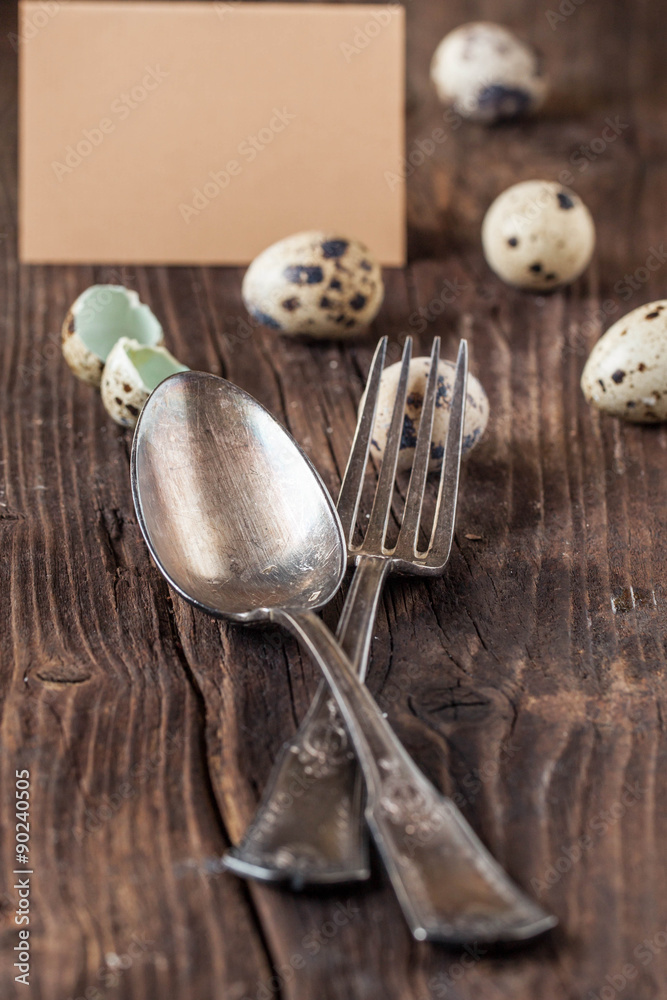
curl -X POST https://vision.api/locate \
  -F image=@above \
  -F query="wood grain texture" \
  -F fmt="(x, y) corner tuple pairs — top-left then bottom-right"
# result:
(2, 0), (667, 997)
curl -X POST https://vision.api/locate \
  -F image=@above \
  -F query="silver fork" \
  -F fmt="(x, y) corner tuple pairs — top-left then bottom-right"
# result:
(225, 337), (556, 943)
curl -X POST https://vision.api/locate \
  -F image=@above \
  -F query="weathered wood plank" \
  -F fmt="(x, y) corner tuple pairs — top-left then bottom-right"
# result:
(2, 0), (667, 997)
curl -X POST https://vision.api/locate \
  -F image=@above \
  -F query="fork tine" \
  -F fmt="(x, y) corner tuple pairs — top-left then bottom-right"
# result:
(363, 337), (413, 551)
(394, 337), (441, 559)
(336, 336), (388, 546)
(427, 339), (468, 563)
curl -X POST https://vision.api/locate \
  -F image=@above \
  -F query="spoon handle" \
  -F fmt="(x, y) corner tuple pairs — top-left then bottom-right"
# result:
(223, 555), (388, 886)
(272, 609), (556, 945)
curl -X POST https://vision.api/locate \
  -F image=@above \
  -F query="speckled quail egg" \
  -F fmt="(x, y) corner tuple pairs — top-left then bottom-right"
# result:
(482, 180), (595, 290)
(430, 22), (547, 123)
(581, 301), (667, 422)
(242, 231), (384, 337)
(101, 338), (189, 427)
(366, 357), (489, 474)
(62, 285), (164, 387)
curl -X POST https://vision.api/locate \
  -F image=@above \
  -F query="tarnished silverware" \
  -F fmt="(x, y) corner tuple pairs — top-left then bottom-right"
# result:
(209, 344), (556, 943)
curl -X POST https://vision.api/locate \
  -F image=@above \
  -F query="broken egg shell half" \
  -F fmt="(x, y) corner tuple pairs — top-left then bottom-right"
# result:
(242, 231), (384, 338)
(364, 356), (490, 474)
(430, 22), (548, 124)
(482, 180), (595, 291)
(101, 338), (189, 428)
(581, 300), (667, 422)
(62, 285), (164, 387)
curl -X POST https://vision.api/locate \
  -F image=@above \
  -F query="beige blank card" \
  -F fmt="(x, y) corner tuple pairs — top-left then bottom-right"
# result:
(19, 1), (405, 266)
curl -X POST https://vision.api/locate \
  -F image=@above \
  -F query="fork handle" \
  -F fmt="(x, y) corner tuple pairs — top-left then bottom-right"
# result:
(274, 609), (556, 944)
(223, 556), (388, 886)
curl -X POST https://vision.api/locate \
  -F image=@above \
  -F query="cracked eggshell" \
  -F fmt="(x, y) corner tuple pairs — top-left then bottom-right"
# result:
(581, 301), (667, 423)
(482, 180), (595, 291)
(366, 357), (489, 474)
(101, 338), (189, 427)
(62, 285), (164, 387)
(430, 22), (547, 124)
(242, 231), (384, 338)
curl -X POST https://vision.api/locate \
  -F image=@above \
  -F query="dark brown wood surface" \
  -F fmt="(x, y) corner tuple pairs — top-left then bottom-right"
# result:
(2, 0), (667, 997)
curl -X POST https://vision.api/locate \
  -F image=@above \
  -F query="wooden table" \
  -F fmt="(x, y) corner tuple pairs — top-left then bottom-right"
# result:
(2, 0), (667, 997)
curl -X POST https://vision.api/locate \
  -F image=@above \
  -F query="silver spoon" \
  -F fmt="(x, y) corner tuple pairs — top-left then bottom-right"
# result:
(131, 371), (556, 944)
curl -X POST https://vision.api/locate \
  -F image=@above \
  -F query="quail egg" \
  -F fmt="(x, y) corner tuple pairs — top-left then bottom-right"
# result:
(101, 338), (189, 427)
(367, 356), (489, 474)
(581, 301), (667, 422)
(62, 285), (164, 387)
(430, 22), (547, 123)
(242, 231), (384, 337)
(482, 180), (595, 290)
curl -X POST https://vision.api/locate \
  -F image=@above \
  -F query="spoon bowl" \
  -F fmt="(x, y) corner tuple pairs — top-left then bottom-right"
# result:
(131, 372), (346, 621)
